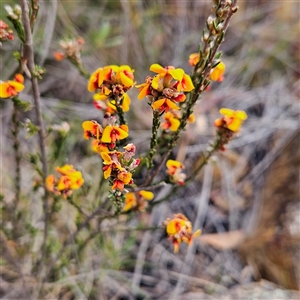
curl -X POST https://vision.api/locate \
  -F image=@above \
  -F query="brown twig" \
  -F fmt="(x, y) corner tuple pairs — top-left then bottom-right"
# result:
(20, 0), (49, 260)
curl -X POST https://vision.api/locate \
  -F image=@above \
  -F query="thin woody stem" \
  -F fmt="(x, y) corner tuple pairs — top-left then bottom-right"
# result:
(11, 99), (21, 209)
(20, 0), (49, 259)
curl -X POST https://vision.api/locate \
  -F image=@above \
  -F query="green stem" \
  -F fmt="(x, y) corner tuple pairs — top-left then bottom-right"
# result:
(116, 101), (127, 126)
(145, 110), (160, 169)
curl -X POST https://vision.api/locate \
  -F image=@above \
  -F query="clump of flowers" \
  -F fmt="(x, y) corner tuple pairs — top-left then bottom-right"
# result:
(54, 37), (85, 65)
(0, 20), (14, 44)
(0, 74), (24, 99)
(161, 111), (195, 132)
(214, 108), (248, 133)
(82, 113), (129, 152)
(166, 159), (186, 185)
(100, 143), (139, 191)
(88, 65), (134, 113)
(163, 213), (201, 253)
(136, 64), (194, 113)
(213, 108), (248, 151)
(46, 165), (84, 198)
(123, 190), (154, 212)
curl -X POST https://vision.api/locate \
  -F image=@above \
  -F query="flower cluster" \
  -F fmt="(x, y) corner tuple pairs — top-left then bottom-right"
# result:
(88, 65), (134, 113)
(162, 111), (195, 132)
(100, 143), (139, 191)
(46, 165), (84, 198)
(54, 37), (85, 65)
(166, 159), (186, 185)
(214, 108), (248, 133)
(0, 74), (24, 99)
(0, 20), (14, 44)
(123, 190), (154, 212)
(136, 64), (194, 113)
(82, 113), (129, 152)
(189, 53), (226, 82)
(4, 4), (22, 21)
(163, 213), (201, 253)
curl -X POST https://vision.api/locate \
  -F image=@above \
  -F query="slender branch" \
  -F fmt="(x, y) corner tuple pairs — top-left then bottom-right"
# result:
(20, 0), (49, 259)
(150, 134), (223, 207)
(143, 1), (238, 187)
(11, 100), (21, 208)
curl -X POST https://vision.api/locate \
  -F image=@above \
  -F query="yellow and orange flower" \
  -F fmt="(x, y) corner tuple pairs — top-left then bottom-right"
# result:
(163, 213), (201, 253)
(115, 65), (135, 88)
(101, 124), (129, 143)
(166, 159), (186, 185)
(136, 77), (152, 100)
(100, 151), (123, 179)
(162, 111), (180, 132)
(210, 61), (226, 82)
(88, 66), (112, 92)
(152, 98), (179, 113)
(87, 65), (134, 113)
(82, 120), (102, 140)
(0, 74), (24, 99)
(46, 164), (84, 198)
(123, 190), (154, 212)
(112, 171), (132, 190)
(214, 108), (248, 132)
(188, 53), (200, 67)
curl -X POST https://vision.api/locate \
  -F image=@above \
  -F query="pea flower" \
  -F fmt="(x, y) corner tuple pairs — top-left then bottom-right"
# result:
(99, 143), (140, 191)
(136, 64), (194, 114)
(123, 190), (154, 212)
(0, 74), (24, 98)
(210, 61), (226, 82)
(46, 164), (84, 198)
(88, 65), (135, 113)
(163, 213), (201, 253)
(166, 159), (186, 185)
(162, 111), (181, 132)
(188, 53), (200, 67)
(214, 108), (248, 132)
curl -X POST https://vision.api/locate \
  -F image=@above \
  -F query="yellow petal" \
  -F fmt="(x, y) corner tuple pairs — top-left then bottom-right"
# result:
(123, 192), (137, 211)
(166, 99), (179, 110)
(235, 110), (248, 120)
(182, 74), (195, 92)
(139, 190), (154, 200)
(100, 152), (112, 164)
(93, 93), (109, 101)
(150, 63), (165, 74)
(104, 166), (112, 179)
(120, 71), (134, 87)
(137, 84), (149, 100)
(219, 108), (235, 117)
(101, 127), (113, 143)
(0, 82), (10, 98)
(227, 119), (243, 132)
(166, 159), (183, 169)
(122, 93), (131, 112)
(117, 127), (129, 140)
(152, 99), (165, 110)
(8, 81), (24, 93)
(170, 118), (180, 131)
(168, 68), (184, 81)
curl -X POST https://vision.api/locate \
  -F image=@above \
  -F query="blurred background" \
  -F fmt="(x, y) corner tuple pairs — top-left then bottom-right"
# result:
(1, 0), (299, 299)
